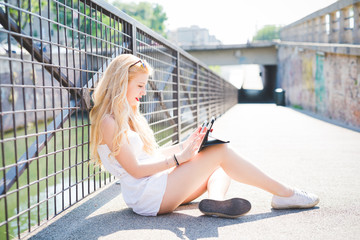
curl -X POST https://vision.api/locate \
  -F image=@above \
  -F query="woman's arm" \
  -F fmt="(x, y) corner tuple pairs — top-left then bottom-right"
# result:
(100, 117), (204, 179)
(114, 142), (178, 179)
(159, 126), (202, 156)
(159, 143), (183, 156)
(100, 116), (180, 179)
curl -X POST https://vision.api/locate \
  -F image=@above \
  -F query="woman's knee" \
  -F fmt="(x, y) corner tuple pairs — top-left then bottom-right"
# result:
(198, 143), (229, 163)
(202, 143), (229, 155)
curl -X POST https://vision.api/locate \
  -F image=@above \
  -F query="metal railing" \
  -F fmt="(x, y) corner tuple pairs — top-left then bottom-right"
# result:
(0, 0), (238, 239)
(281, 0), (360, 44)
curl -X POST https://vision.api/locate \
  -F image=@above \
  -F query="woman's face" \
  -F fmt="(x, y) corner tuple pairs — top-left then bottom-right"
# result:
(126, 73), (148, 107)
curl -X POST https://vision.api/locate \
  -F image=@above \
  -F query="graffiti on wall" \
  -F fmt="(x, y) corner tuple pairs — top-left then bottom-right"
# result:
(301, 55), (316, 111)
(278, 46), (360, 128)
(315, 54), (326, 115)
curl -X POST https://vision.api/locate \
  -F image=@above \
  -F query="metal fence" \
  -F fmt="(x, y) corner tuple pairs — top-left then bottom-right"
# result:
(0, 0), (238, 239)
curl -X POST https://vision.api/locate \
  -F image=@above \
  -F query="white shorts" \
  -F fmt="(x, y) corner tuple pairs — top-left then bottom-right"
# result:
(121, 170), (168, 216)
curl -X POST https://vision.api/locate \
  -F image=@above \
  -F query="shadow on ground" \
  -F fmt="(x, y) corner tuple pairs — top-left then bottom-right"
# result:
(30, 183), (317, 240)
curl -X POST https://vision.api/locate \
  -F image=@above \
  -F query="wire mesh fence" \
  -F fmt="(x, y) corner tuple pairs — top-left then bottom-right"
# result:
(0, 0), (238, 239)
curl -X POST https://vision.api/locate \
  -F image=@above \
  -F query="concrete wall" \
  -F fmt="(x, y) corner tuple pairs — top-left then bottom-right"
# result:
(277, 45), (360, 129)
(281, 0), (360, 44)
(183, 42), (278, 65)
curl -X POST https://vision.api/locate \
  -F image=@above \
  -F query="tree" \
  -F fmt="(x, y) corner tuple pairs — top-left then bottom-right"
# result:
(209, 65), (221, 75)
(8, 0), (46, 32)
(112, 1), (168, 37)
(252, 25), (282, 41)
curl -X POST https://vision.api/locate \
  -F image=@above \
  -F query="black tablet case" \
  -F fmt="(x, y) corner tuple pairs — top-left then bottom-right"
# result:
(198, 128), (229, 152)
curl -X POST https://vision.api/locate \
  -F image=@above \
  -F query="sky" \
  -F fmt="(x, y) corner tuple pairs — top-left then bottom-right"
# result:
(114, 0), (339, 88)
(116, 0), (339, 44)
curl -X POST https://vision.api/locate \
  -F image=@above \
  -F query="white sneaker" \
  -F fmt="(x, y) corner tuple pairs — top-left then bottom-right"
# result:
(271, 189), (320, 209)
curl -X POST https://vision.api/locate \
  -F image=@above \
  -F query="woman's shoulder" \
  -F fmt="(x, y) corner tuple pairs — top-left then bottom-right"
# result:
(100, 115), (117, 146)
(100, 115), (133, 143)
(101, 115), (116, 132)
(102, 114), (115, 125)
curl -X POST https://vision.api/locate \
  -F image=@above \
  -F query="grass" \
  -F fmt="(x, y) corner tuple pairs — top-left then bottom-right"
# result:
(292, 104), (303, 110)
(0, 114), (110, 239)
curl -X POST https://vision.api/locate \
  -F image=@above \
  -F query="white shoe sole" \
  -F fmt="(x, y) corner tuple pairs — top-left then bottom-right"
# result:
(271, 198), (320, 209)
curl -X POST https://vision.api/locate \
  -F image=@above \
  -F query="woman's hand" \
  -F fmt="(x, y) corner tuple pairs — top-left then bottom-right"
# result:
(182, 126), (203, 150)
(176, 127), (206, 164)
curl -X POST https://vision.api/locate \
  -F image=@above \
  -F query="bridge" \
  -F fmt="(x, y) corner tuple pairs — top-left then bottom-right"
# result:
(182, 42), (278, 65)
(0, 0), (359, 239)
(183, 42), (279, 103)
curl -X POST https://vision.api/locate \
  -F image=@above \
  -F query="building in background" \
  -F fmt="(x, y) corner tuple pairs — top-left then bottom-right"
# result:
(167, 25), (221, 47)
(167, 26), (263, 91)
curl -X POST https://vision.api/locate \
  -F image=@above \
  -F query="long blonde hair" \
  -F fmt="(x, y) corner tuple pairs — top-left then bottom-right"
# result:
(90, 54), (158, 166)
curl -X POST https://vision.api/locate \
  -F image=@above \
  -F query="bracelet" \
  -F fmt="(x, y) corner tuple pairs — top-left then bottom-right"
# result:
(173, 154), (180, 166)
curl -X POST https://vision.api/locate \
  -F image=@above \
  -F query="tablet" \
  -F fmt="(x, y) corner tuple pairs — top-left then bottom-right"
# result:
(200, 120), (208, 134)
(198, 116), (216, 152)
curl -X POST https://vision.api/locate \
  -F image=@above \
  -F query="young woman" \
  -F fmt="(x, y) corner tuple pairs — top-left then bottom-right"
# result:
(90, 54), (319, 218)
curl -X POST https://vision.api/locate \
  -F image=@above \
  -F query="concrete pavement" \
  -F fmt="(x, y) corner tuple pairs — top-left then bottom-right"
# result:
(27, 104), (360, 240)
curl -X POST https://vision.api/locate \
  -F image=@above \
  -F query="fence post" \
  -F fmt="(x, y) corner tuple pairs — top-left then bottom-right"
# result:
(176, 51), (181, 143)
(207, 70), (211, 119)
(131, 24), (137, 55)
(320, 15), (327, 43)
(221, 78), (224, 115)
(196, 64), (200, 126)
(339, 8), (345, 43)
(330, 12), (336, 43)
(354, 3), (360, 44)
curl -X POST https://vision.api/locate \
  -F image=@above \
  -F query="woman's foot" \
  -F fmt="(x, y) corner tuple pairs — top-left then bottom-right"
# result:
(271, 189), (320, 209)
(199, 198), (251, 218)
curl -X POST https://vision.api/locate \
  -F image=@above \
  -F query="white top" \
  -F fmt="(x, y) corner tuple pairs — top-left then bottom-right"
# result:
(97, 130), (168, 216)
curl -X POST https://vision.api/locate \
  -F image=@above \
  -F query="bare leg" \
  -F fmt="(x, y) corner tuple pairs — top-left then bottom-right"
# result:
(220, 146), (293, 197)
(207, 167), (231, 200)
(158, 144), (293, 214)
(181, 167), (230, 204)
(180, 178), (207, 205)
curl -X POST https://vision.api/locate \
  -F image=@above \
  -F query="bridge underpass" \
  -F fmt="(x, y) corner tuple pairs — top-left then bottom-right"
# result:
(182, 42), (279, 103)
(1, 0), (360, 239)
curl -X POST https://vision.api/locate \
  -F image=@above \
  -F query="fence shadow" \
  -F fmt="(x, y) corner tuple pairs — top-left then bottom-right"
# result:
(29, 183), (317, 240)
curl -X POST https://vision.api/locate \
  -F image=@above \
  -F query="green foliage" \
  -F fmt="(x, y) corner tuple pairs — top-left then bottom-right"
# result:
(51, 1), (100, 37)
(252, 25), (282, 41)
(209, 65), (221, 75)
(6, 0), (117, 49)
(112, 1), (168, 37)
(49, 0), (119, 49)
(8, 0), (47, 30)
(292, 104), (303, 110)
